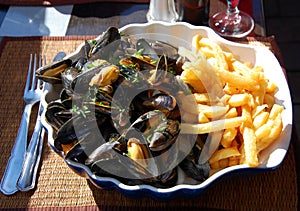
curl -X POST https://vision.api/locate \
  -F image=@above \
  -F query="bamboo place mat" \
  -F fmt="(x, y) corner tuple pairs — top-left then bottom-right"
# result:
(0, 36), (298, 211)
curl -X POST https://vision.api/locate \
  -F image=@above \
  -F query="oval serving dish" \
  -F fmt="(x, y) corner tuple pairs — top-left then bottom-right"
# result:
(40, 21), (293, 200)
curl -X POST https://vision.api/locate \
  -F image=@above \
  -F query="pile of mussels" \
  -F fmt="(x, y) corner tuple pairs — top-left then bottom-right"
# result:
(37, 26), (210, 188)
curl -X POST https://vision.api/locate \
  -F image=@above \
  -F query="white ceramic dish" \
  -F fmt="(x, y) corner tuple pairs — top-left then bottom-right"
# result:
(40, 21), (293, 200)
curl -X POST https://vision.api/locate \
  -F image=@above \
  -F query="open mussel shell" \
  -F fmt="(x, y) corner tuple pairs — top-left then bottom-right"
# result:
(121, 56), (156, 73)
(59, 88), (73, 109)
(45, 101), (72, 133)
(136, 38), (160, 60)
(148, 119), (180, 152)
(87, 141), (153, 179)
(136, 38), (178, 59)
(61, 67), (80, 94)
(36, 59), (72, 84)
(65, 128), (106, 164)
(54, 114), (105, 151)
(86, 140), (178, 187)
(88, 26), (121, 60)
(70, 61), (112, 95)
(178, 137), (210, 182)
(179, 158), (210, 182)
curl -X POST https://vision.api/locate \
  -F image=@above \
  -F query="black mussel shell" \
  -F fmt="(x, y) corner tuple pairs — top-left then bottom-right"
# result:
(179, 158), (210, 182)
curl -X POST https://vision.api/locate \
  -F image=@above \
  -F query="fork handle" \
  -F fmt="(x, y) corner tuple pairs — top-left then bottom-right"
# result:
(0, 104), (32, 195)
(17, 120), (44, 191)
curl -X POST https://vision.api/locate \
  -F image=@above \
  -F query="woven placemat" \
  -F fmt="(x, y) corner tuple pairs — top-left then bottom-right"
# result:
(0, 36), (297, 211)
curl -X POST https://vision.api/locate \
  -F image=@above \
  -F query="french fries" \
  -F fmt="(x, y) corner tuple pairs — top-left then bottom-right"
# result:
(179, 35), (284, 171)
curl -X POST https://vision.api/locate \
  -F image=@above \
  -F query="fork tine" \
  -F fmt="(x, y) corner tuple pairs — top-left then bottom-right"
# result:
(41, 55), (47, 90)
(43, 55), (46, 66)
(36, 54), (43, 90)
(31, 54), (38, 91)
(24, 54), (33, 95)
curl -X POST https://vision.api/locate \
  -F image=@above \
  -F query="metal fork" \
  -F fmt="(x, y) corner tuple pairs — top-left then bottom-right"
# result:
(0, 54), (44, 195)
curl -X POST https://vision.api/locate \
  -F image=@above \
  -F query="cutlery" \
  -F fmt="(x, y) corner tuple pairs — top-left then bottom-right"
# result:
(17, 52), (66, 192)
(16, 87), (47, 191)
(0, 54), (45, 195)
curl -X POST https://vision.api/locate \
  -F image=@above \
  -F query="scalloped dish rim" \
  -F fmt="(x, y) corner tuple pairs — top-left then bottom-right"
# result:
(40, 21), (293, 198)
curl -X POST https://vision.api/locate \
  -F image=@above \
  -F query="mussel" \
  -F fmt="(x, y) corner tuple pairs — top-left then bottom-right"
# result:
(143, 93), (177, 113)
(36, 26), (122, 88)
(36, 59), (72, 84)
(43, 26), (212, 188)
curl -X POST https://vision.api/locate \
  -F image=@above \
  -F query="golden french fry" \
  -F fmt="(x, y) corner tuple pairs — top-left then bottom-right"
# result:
(228, 156), (240, 166)
(269, 104), (284, 120)
(232, 60), (260, 81)
(223, 83), (240, 94)
(223, 51), (233, 65)
(181, 69), (206, 93)
(198, 112), (210, 123)
(244, 62), (252, 68)
(252, 77), (268, 105)
(248, 92), (257, 109)
(252, 65), (264, 72)
(255, 124), (272, 141)
(257, 113), (283, 153)
(198, 38), (229, 71)
(193, 93), (211, 103)
(192, 34), (202, 53)
(216, 69), (260, 91)
(199, 47), (215, 58)
(225, 107), (238, 118)
(264, 93), (275, 109)
(239, 143), (246, 164)
(253, 111), (269, 129)
(197, 103), (210, 112)
(241, 104), (252, 129)
(219, 158), (229, 169)
(201, 105), (229, 119)
(180, 34), (284, 172)
(252, 104), (268, 119)
(228, 93), (250, 107)
(266, 81), (278, 93)
(193, 93), (221, 105)
(209, 146), (241, 164)
(240, 126), (258, 167)
(221, 127), (238, 148)
(181, 116), (245, 134)
(210, 161), (220, 169)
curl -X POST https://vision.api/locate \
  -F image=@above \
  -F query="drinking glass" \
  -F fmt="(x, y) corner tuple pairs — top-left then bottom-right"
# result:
(209, 0), (254, 38)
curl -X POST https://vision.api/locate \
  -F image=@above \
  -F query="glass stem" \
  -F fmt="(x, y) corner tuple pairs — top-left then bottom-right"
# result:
(226, 0), (241, 25)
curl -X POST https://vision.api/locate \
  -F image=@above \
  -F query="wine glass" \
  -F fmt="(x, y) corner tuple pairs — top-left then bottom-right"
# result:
(209, 0), (254, 38)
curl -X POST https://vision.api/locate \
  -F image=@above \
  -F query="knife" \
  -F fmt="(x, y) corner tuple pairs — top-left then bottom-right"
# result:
(16, 52), (66, 192)
(16, 95), (47, 191)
